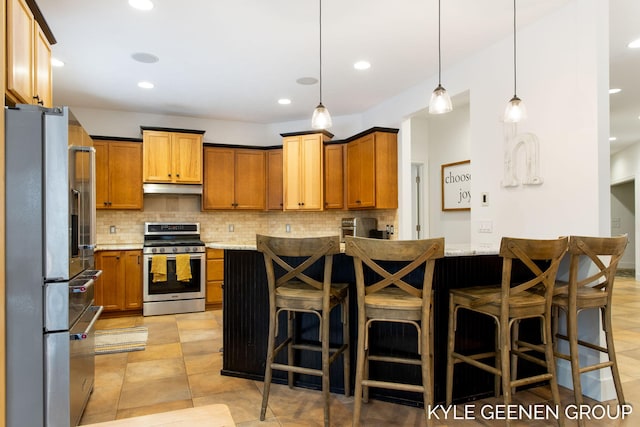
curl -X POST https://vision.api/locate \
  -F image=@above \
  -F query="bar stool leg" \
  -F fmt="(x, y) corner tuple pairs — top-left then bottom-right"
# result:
(352, 313), (366, 426)
(603, 305), (626, 405)
(287, 311), (294, 388)
(260, 307), (277, 420)
(445, 300), (456, 405)
(544, 312), (564, 427)
(321, 308), (331, 427)
(342, 295), (351, 397)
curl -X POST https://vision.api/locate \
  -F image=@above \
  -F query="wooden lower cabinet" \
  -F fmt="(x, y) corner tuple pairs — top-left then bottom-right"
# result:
(206, 249), (224, 307)
(95, 250), (143, 312)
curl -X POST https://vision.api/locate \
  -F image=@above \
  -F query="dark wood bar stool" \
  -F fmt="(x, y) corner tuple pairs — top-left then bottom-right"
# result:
(256, 234), (350, 427)
(446, 237), (568, 426)
(552, 235), (627, 427)
(345, 236), (444, 427)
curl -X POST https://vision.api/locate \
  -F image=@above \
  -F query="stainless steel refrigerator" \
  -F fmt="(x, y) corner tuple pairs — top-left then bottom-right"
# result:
(5, 105), (103, 427)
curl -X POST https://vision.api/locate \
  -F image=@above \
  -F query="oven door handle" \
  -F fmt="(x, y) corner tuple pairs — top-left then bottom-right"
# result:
(70, 306), (103, 340)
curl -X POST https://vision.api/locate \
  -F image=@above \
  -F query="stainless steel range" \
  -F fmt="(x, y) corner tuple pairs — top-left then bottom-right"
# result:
(142, 222), (206, 316)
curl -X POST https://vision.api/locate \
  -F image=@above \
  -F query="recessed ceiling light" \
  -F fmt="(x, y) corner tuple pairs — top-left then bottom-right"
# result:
(278, 99), (291, 105)
(296, 77), (318, 85)
(51, 57), (65, 67)
(609, 137), (617, 141)
(609, 88), (621, 94)
(138, 81), (154, 89)
(354, 61), (371, 70)
(628, 38), (640, 49)
(131, 52), (159, 64)
(129, 0), (153, 11)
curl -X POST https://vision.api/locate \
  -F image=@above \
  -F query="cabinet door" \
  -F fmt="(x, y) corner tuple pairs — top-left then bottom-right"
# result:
(347, 135), (376, 208)
(206, 249), (224, 305)
(324, 144), (344, 209)
(109, 142), (143, 209)
(34, 25), (52, 107)
(172, 133), (202, 183)
(283, 137), (302, 210)
(6, 0), (34, 104)
(95, 251), (124, 311)
(94, 141), (110, 209)
(373, 132), (398, 209)
(203, 147), (235, 209)
(234, 150), (265, 209)
(143, 131), (173, 182)
(300, 134), (324, 210)
(123, 251), (142, 310)
(266, 150), (283, 210)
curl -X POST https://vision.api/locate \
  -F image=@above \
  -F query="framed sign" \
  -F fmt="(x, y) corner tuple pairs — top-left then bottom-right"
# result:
(441, 160), (471, 211)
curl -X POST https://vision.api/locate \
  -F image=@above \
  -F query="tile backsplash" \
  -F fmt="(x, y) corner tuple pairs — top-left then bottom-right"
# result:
(97, 194), (398, 245)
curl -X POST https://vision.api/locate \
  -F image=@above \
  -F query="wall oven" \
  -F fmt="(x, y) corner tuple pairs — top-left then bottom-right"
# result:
(142, 222), (206, 316)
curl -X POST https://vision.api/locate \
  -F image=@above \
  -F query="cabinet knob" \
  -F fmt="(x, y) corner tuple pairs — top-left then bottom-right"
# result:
(168, 173), (172, 177)
(176, 173), (180, 177)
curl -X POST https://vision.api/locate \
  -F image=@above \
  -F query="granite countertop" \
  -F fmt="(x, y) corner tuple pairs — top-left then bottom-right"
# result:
(95, 243), (144, 251)
(206, 241), (500, 256)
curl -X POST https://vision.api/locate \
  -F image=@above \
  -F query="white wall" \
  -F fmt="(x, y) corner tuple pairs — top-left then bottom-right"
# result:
(610, 181), (635, 269)
(612, 143), (640, 277)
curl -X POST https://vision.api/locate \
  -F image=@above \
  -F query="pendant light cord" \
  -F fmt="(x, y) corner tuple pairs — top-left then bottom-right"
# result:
(319, 0), (323, 104)
(437, 0), (442, 86)
(513, 0), (517, 96)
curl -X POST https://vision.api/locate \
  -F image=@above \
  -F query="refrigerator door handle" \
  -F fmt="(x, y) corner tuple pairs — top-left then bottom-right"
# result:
(70, 306), (103, 340)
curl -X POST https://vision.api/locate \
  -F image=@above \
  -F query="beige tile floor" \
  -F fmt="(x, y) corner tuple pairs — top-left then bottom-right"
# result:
(80, 277), (640, 426)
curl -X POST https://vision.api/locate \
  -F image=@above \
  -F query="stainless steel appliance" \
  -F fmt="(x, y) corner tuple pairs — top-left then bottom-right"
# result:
(143, 222), (206, 316)
(341, 217), (377, 242)
(5, 105), (103, 427)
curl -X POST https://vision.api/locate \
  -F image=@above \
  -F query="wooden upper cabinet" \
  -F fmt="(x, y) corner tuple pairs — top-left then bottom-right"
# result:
(203, 146), (265, 210)
(283, 133), (327, 211)
(34, 25), (52, 107)
(324, 144), (345, 209)
(266, 149), (283, 210)
(94, 140), (143, 210)
(172, 133), (203, 183)
(6, 0), (53, 107)
(142, 130), (203, 184)
(346, 130), (398, 210)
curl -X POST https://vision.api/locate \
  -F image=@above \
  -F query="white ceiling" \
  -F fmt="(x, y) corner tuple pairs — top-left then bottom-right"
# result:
(38, 0), (638, 152)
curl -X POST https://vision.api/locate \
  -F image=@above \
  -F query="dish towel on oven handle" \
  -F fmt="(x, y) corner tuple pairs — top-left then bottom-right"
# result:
(151, 255), (167, 282)
(176, 253), (192, 282)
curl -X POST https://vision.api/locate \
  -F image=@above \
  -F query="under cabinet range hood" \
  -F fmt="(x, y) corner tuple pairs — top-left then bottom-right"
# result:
(143, 183), (203, 195)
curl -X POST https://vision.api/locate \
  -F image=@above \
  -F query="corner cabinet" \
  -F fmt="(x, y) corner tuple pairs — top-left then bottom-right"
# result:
(142, 128), (204, 184)
(282, 131), (332, 211)
(346, 128), (398, 209)
(324, 143), (345, 209)
(95, 250), (143, 312)
(266, 149), (283, 210)
(94, 139), (143, 210)
(6, 0), (53, 107)
(203, 147), (265, 210)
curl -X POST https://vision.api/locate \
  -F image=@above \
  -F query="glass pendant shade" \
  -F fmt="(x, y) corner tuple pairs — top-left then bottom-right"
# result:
(429, 84), (453, 114)
(311, 103), (332, 129)
(504, 95), (527, 123)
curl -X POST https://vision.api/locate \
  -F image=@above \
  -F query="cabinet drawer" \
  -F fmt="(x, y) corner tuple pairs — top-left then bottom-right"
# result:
(207, 248), (224, 259)
(207, 259), (224, 281)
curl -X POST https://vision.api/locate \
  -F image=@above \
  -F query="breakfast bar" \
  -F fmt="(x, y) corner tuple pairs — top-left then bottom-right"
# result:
(216, 242), (547, 407)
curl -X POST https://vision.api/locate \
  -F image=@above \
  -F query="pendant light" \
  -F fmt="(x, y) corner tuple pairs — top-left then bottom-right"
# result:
(504, 0), (527, 122)
(428, 0), (452, 114)
(311, 0), (332, 129)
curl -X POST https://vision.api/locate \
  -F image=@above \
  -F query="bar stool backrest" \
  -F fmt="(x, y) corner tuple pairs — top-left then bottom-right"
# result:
(345, 236), (445, 306)
(256, 234), (341, 294)
(565, 234), (628, 300)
